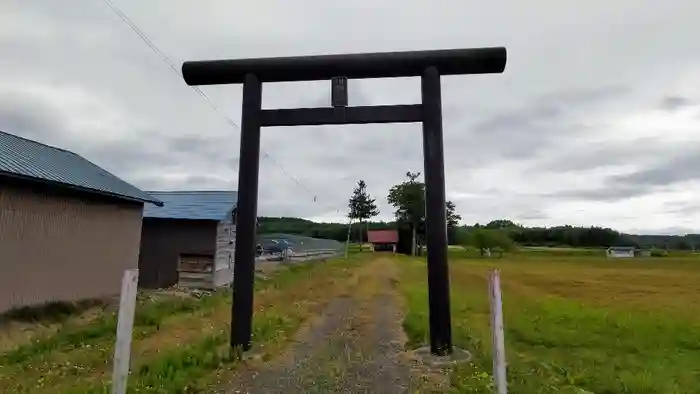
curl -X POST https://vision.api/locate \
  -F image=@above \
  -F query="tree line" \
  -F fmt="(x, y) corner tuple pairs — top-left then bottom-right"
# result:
(257, 174), (700, 251)
(469, 220), (700, 250)
(259, 216), (700, 251)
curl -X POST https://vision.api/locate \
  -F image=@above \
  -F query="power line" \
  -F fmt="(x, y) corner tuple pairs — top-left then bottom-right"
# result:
(101, 0), (340, 214)
(101, 0), (237, 129)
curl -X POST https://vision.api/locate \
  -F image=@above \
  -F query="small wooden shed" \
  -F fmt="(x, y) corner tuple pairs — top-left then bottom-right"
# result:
(138, 191), (237, 290)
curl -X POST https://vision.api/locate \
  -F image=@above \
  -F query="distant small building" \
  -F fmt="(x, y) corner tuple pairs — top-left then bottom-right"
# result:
(635, 249), (652, 258)
(606, 246), (635, 258)
(138, 191), (237, 290)
(368, 229), (399, 252)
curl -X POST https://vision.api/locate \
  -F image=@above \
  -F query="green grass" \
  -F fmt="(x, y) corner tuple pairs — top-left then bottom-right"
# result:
(0, 299), (108, 324)
(4, 255), (366, 394)
(0, 291), (235, 394)
(398, 253), (700, 393)
(100, 257), (361, 393)
(0, 291), (223, 366)
(70, 309), (300, 394)
(345, 242), (368, 253)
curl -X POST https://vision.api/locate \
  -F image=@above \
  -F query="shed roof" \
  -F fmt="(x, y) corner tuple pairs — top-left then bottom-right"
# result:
(143, 191), (238, 221)
(0, 130), (162, 206)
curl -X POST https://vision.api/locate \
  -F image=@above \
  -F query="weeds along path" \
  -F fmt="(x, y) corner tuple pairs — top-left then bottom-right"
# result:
(0, 257), (365, 393)
(0, 304), (107, 353)
(0, 291), (226, 393)
(221, 257), (412, 394)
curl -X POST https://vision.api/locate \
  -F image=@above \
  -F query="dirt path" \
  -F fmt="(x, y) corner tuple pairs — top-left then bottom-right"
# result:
(219, 257), (413, 394)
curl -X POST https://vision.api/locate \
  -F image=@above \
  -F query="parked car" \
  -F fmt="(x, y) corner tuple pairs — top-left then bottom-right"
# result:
(262, 239), (293, 255)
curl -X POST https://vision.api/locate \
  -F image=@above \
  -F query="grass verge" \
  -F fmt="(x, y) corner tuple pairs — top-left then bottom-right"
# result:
(1, 291), (223, 365)
(2, 255), (366, 393)
(397, 253), (700, 394)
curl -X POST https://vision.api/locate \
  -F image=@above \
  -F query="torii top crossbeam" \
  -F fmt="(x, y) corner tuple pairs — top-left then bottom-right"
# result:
(182, 47), (507, 85)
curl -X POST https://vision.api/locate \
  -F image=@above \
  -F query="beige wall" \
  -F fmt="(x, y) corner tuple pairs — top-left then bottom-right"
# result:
(0, 182), (144, 313)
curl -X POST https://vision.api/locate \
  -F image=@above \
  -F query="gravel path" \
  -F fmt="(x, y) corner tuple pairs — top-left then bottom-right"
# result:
(220, 258), (413, 394)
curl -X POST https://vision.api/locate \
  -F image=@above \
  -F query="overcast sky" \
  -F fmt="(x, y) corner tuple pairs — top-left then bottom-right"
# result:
(2, 1), (700, 234)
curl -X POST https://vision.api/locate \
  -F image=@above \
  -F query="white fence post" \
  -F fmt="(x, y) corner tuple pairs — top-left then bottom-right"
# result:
(344, 219), (353, 259)
(112, 268), (139, 394)
(489, 269), (507, 394)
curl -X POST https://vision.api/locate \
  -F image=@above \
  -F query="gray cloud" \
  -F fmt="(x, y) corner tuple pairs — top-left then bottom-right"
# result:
(0, 88), (183, 176)
(659, 96), (694, 111)
(464, 85), (631, 160)
(609, 145), (700, 187)
(539, 86), (631, 107)
(133, 173), (234, 191)
(0, 90), (69, 141)
(529, 136), (667, 174)
(2, 0), (700, 230)
(536, 141), (700, 203)
(663, 200), (700, 216)
(546, 184), (650, 202)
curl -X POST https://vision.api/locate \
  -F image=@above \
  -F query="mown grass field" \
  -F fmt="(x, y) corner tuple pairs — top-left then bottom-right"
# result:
(399, 250), (700, 393)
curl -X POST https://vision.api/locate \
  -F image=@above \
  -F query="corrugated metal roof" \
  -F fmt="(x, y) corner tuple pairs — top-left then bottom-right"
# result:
(0, 130), (162, 206)
(143, 191), (237, 220)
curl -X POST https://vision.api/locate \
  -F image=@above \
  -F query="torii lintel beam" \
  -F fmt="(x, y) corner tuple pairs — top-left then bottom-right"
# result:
(182, 47), (507, 85)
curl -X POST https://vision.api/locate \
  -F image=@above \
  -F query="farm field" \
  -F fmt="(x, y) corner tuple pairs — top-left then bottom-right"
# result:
(2, 250), (700, 393)
(400, 251), (700, 393)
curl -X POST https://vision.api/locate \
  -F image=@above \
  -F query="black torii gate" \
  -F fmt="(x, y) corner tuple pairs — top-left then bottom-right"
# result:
(182, 47), (507, 356)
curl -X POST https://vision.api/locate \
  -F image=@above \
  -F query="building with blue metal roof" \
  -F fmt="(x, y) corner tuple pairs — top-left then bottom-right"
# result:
(143, 190), (237, 220)
(138, 190), (238, 290)
(0, 130), (162, 206)
(0, 130), (160, 313)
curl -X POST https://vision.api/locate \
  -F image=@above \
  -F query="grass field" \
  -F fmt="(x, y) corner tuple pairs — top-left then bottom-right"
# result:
(3, 250), (700, 393)
(399, 250), (700, 393)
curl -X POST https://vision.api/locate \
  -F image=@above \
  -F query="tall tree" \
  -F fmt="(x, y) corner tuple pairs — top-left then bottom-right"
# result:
(387, 172), (461, 255)
(485, 219), (518, 229)
(387, 172), (424, 255)
(446, 201), (462, 244)
(446, 201), (462, 227)
(348, 180), (380, 250)
(463, 228), (515, 257)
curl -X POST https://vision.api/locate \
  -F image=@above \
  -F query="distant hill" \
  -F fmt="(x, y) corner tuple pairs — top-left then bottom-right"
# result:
(257, 216), (395, 243)
(627, 233), (700, 250)
(257, 217), (700, 250)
